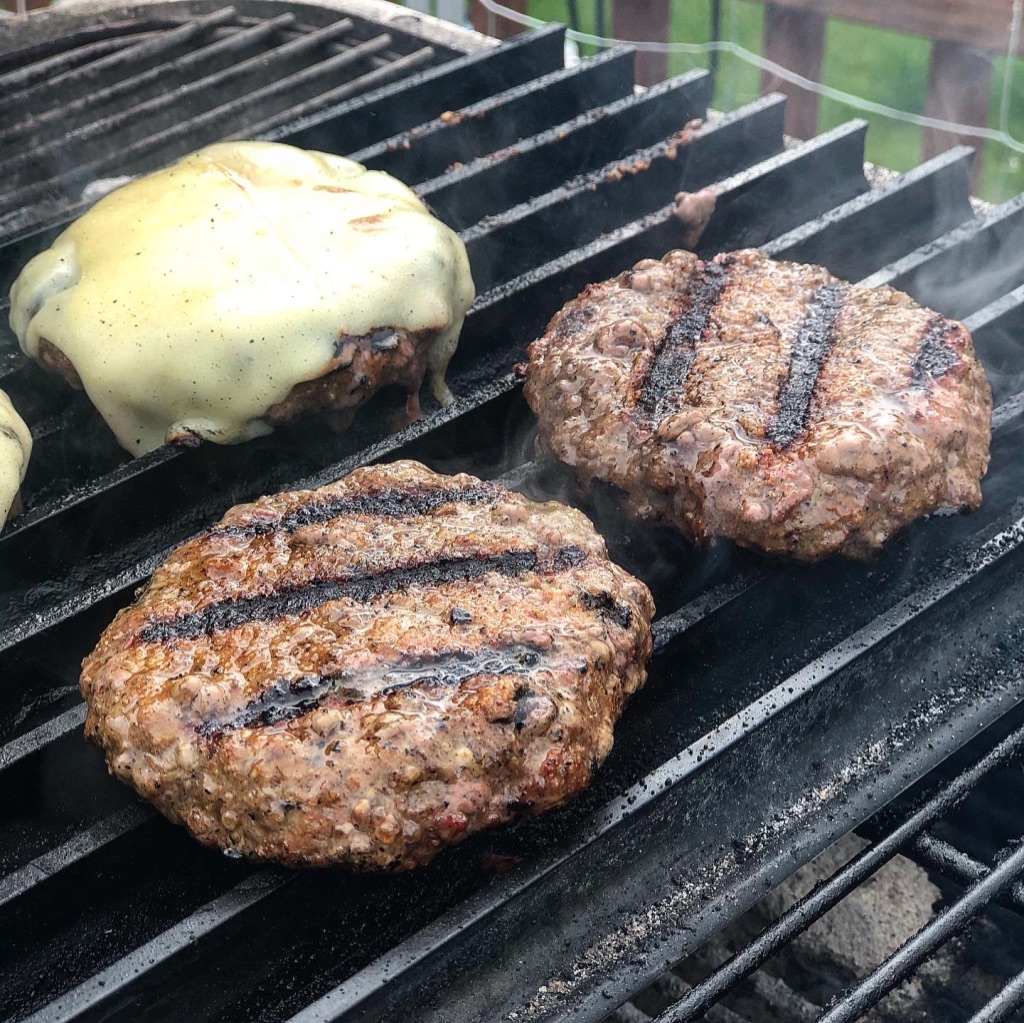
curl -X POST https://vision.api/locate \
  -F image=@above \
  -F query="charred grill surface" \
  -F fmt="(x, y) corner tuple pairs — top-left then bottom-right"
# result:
(80, 461), (654, 870)
(524, 248), (992, 561)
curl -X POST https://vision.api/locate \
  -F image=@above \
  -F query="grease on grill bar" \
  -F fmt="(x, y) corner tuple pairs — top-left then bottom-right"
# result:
(3, 8), (1024, 1023)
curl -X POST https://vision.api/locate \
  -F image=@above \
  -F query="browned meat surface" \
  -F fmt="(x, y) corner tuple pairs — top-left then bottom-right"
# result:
(523, 249), (992, 561)
(81, 461), (655, 870)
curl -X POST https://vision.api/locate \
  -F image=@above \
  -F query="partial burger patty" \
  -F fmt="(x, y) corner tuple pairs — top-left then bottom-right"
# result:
(524, 249), (992, 560)
(81, 461), (654, 870)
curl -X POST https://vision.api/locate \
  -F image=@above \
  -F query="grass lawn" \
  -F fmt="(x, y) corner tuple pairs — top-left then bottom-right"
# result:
(523, 0), (1024, 202)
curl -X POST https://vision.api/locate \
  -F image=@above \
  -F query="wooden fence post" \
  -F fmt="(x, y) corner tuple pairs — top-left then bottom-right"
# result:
(761, 2), (827, 140)
(471, 0), (527, 38)
(923, 39), (992, 189)
(612, 0), (671, 86)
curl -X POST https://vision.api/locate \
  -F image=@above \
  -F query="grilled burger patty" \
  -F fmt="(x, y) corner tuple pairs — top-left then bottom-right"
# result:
(524, 249), (992, 560)
(81, 461), (654, 869)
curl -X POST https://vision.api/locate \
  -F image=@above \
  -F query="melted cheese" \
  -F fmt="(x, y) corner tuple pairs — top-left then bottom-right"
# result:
(0, 390), (32, 527)
(9, 142), (475, 456)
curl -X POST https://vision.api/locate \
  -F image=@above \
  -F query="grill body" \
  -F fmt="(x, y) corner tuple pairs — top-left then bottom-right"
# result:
(2, 7), (1024, 1022)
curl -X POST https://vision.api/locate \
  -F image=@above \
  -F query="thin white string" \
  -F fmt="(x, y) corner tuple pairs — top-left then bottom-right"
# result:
(477, 0), (1024, 156)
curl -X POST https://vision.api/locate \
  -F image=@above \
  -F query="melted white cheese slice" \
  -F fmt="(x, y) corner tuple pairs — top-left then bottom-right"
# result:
(9, 142), (475, 456)
(0, 390), (32, 527)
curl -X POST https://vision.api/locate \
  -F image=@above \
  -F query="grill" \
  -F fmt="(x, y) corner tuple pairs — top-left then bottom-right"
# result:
(3, 4), (1024, 1022)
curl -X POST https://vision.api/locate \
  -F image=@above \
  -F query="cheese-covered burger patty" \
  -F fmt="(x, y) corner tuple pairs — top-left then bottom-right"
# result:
(9, 142), (475, 456)
(0, 389), (31, 526)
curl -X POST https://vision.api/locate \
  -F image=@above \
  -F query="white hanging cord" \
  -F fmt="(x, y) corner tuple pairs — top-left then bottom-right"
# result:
(477, 0), (1024, 156)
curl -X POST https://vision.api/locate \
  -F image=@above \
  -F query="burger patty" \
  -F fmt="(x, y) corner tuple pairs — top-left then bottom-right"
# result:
(81, 461), (655, 870)
(523, 249), (992, 560)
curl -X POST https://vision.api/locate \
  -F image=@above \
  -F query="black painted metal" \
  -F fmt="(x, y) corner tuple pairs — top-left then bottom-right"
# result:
(2, 12), (1024, 1023)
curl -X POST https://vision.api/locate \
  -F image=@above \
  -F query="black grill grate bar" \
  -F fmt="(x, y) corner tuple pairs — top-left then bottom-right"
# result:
(0, 704), (85, 772)
(763, 145), (976, 281)
(460, 95), (786, 293)
(912, 832), (1024, 910)
(417, 69), (712, 230)
(228, 44), (436, 143)
(0, 33), (152, 93)
(861, 190), (1024, 319)
(1, 7), (238, 113)
(0, 14), (298, 150)
(814, 842), (1024, 1023)
(351, 46), (639, 183)
(266, 23), (565, 154)
(0, 23), (386, 213)
(19, 869), (288, 1023)
(648, 723), (1024, 1023)
(0, 14), (359, 186)
(968, 968), (1024, 1023)
(0, 805), (150, 910)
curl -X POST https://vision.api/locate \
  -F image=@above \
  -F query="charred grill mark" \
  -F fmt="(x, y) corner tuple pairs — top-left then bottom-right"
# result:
(581, 590), (633, 629)
(767, 282), (847, 449)
(140, 545), (587, 643)
(213, 483), (501, 539)
(198, 644), (544, 736)
(912, 316), (961, 387)
(635, 260), (730, 421)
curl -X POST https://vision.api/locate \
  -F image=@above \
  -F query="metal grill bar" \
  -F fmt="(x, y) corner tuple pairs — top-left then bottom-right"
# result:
(816, 842), (1024, 1023)
(19, 870), (285, 1023)
(0, 13), (326, 177)
(2, 7), (238, 113)
(352, 47), (637, 181)
(763, 146), (975, 279)
(462, 96), (786, 291)
(228, 43), (436, 141)
(0, 16), (296, 148)
(862, 191), (1024, 317)
(271, 23), (565, 154)
(418, 68), (712, 230)
(0, 32), (151, 93)
(648, 725), (1024, 1022)
(968, 968), (1024, 1023)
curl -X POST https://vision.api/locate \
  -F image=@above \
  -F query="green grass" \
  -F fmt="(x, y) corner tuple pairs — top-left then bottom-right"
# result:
(510, 0), (1024, 202)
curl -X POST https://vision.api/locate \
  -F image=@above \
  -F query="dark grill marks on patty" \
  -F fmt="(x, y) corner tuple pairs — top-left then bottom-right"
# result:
(634, 259), (731, 421)
(213, 482), (501, 539)
(80, 460), (656, 870)
(139, 545), (589, 643)
(912, 316), (963, 387)
(766, 282), (848, 449)
(199, 644), (546, 737)
(524, 249), (992, 561)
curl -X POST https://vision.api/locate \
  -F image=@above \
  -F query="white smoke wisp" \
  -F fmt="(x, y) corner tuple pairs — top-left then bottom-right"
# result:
(476, 0), (1024, 158)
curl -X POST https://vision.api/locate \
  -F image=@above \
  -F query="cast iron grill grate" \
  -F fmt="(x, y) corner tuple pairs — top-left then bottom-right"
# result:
(0, 0), (470, 240)
(2, 9), (1024, 1023)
